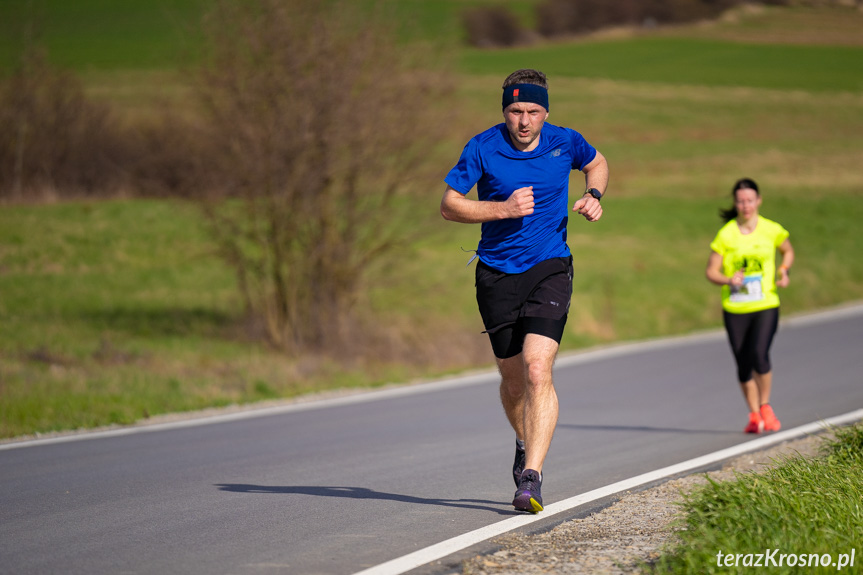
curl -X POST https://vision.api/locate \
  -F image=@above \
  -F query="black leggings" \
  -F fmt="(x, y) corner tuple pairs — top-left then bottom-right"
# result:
(723, 307), (779, 383)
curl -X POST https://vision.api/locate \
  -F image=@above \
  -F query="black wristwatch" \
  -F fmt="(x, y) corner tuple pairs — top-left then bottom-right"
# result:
(584, 188), (602, 202)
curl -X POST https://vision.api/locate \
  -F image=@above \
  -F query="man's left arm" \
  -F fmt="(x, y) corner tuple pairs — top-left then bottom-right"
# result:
(572, 151), (608, 222)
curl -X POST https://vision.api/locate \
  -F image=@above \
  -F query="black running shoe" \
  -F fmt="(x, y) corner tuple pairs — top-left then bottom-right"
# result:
(512, 469), (543, 513)
(512, 442), (526, 487)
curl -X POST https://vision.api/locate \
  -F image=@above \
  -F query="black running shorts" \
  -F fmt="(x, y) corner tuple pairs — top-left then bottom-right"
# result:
(475, 256), (573, 359)
(723, 307), (779, 383)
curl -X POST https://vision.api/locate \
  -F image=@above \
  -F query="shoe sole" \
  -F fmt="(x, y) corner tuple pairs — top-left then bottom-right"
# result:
(512, 493), (543, 514)
(745, 420), (765, 434)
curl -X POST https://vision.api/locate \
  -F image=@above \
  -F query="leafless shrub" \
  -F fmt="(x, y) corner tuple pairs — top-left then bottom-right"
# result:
(535, 0), (743, 37)
(462, 6), (531, 48)
(0, 47), (133, 200)
(537, 0), (641, 35)
(190, 0), (454, 355)
(0, 13), (210, 201)
(128, 108), (209, 198)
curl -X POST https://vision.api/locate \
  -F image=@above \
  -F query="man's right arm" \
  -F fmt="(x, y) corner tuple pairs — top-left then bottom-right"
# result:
(440, 185), (535, 223)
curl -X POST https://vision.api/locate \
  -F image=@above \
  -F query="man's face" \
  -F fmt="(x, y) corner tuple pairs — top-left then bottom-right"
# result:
(503, 102), (548, 151)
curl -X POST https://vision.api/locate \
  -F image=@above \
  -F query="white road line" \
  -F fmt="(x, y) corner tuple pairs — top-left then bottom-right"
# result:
(352, 408), (863, 575)
(3, 301), (861, 453)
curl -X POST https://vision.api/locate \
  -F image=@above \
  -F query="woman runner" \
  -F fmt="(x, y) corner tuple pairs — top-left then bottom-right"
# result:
(705, 178), (795, 433)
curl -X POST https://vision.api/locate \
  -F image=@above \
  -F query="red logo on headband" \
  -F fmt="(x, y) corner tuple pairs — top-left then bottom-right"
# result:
(513, 88), (520, 98)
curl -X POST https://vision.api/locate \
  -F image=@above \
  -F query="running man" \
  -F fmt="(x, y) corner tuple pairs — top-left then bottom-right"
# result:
(440, 69), (609, 513)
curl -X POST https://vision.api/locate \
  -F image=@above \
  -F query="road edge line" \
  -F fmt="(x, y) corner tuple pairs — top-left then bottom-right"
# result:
(4, 302), (861, 451)
(352, 408), (863, 575)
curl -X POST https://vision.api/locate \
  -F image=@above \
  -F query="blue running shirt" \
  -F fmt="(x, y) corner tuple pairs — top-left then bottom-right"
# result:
(445, 123), (597, 274)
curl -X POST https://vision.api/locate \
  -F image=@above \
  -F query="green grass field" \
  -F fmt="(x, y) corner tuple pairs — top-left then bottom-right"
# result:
(463, 37), (863, 92)
(655, 423), (863, 574)
(0, 0), (541, 70)
(1, 3), (863, 439)
(0, 0), (205, 70)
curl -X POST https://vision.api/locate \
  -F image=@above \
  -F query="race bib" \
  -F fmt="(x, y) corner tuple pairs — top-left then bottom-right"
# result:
(729, 273), (764, 303)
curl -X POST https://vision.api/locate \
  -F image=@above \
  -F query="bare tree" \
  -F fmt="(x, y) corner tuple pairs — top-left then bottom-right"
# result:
(0, 39), (129, 200)
(193, 0), (452, 353)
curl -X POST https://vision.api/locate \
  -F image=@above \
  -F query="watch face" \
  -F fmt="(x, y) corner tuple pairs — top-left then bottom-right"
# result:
(587, 188), (601, 200)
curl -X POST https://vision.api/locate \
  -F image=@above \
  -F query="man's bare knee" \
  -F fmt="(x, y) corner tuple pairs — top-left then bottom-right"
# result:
(525, 362), (553, 390)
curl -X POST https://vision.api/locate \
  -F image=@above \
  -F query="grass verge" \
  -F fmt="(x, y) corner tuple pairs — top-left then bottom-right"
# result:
(0, 199), (491, 438)
(654, 423), (863, 574)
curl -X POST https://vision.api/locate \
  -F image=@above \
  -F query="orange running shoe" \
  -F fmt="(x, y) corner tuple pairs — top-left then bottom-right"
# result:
(744, 412), (764, 434)
(760, 404), (781, 432)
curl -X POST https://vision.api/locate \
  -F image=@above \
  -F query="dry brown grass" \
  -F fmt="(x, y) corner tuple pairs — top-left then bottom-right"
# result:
(663, 2), (863, 46)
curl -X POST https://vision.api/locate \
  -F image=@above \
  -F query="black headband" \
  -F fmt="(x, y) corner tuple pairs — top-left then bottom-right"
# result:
(502, 83), (549, 111)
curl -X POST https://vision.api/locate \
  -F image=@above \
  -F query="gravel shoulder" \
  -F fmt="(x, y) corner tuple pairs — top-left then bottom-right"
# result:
(458, 433), (826, 575)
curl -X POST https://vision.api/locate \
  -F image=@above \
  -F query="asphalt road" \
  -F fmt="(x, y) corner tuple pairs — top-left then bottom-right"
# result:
(2, 305), (862, 575)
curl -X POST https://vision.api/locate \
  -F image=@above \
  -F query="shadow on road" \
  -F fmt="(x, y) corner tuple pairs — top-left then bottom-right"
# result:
(214, 484), (518, 515)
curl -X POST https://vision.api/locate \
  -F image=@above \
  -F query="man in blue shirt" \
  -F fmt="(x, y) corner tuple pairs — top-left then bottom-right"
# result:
(441, 69), (608, 513)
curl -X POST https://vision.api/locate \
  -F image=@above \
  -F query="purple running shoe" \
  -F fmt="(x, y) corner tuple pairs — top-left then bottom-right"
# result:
(512, 469), (543, 513)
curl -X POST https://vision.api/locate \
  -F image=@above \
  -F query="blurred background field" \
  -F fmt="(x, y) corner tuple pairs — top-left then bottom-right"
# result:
(1, 0), (862, 438)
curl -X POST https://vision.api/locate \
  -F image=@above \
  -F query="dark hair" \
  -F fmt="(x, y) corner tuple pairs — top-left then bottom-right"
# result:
(719, 178), (760, 222)
(502, 69), (548, 89)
